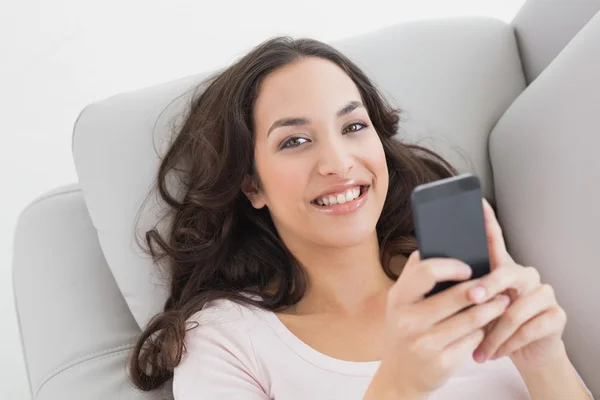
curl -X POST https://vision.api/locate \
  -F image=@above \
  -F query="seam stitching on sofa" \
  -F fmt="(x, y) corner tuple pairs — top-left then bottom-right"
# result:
(34, 343), (135, 398)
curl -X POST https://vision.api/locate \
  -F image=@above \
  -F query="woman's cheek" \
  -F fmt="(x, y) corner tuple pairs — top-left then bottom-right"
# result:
(361, 137), (387, 173)
(271, 161), (310, 202)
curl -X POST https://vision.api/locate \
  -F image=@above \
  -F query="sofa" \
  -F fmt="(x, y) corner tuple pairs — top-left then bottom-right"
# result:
(12, 0), (600, 398)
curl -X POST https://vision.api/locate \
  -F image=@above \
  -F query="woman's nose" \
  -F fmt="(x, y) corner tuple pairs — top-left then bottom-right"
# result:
(316, 138), (354, 177)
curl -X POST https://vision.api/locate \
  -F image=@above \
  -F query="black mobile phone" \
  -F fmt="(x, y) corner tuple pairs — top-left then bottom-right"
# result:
(410, 173), (490, 297)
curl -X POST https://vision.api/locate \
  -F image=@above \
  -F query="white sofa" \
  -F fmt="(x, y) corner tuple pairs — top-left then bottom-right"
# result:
(13, 0), (600, 398)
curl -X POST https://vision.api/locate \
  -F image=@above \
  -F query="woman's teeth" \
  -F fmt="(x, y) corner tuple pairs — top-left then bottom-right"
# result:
(316, 187), (361, 206)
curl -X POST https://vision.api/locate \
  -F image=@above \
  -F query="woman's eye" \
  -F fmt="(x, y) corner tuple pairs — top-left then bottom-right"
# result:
(280, 137), (309, 149)
(343, 122), (368, 134)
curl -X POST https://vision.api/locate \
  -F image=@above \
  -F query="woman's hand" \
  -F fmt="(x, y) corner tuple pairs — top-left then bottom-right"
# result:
(469, 199), (568, 371)
(366, 252), (511, 399)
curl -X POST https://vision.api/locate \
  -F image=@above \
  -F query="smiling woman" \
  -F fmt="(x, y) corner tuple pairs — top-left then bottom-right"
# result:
(128, 37), (457, 396)
(126, 36), (590, 400)
(245, 58), (392, 251)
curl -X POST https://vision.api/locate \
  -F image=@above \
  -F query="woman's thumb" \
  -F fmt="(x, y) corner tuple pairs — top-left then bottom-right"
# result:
(406, 250), (421, 265)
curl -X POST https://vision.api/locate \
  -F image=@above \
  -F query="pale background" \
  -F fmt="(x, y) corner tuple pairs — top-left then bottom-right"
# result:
(0, 0), (526, 398)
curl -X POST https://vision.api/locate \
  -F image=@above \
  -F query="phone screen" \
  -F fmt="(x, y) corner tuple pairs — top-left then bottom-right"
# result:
(411, 174), (490, 296)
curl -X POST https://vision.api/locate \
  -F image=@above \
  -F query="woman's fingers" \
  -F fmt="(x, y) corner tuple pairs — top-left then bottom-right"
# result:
(418, 276), (498, 325)
(481, 198), (513, 268)
(427, 294), (510, 348)
(466, 265), (540, 303)
(473, 284), (558, 362)
(491, 307), (567, 360)
(443, 327), (486, 365)
(388, 252), (472, 305)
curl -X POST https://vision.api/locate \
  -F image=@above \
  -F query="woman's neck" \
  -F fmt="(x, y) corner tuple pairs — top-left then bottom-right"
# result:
(284, 233), (396, 317)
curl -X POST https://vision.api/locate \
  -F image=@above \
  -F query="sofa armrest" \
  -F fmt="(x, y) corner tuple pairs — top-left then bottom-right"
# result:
(12, 185), (169, 399)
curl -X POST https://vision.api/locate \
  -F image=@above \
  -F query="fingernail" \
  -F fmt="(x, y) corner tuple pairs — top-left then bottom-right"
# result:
(470, 287), (487, 303)
(473, 350), (486, 363)
(499, 295), (510, 307)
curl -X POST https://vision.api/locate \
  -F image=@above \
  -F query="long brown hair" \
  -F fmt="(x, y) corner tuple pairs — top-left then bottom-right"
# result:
(128, 36), (456, 391)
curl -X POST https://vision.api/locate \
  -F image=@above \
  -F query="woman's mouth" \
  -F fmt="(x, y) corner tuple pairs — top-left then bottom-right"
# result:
(310, 185), (370, 215)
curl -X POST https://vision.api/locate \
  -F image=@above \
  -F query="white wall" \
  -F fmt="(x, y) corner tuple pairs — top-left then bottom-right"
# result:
(0, 0), (525, 398)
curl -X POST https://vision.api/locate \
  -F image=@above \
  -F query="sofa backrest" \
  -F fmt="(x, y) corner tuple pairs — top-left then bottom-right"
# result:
(512, 0), (600, 83)
(491, 9), (600, 392)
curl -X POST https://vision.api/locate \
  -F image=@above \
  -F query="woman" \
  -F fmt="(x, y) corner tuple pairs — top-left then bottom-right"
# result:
(128, 37), (592, 399)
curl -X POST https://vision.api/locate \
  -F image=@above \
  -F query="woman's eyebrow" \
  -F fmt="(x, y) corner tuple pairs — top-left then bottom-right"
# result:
(336, 100), (364, 118)
(267, 101), (365, 137)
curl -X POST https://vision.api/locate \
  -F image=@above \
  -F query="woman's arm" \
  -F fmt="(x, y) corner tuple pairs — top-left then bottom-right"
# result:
(515, 345), (593, 400)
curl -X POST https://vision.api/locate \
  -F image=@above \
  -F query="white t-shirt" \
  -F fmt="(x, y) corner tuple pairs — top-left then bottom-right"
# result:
(172, 298), (546, 399)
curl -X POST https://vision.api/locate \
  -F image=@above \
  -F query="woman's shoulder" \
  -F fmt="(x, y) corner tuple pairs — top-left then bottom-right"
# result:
(180, 296), (268, 371)
(175, 297), (272, 398)
(187, 296), (264, 329)
(185, 293), (273, 341)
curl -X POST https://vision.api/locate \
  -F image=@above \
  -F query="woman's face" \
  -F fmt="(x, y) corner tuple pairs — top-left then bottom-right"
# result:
(246, 57), (389, 249)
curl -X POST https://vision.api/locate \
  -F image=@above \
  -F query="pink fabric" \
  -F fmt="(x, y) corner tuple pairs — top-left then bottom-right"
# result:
(173, 299), (532, 399)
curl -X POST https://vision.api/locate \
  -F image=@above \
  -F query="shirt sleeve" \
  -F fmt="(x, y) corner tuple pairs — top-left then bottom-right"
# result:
(173, 301), (270, 399)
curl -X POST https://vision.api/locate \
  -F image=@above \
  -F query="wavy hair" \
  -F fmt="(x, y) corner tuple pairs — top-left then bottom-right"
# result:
(128, 36), (457, 391)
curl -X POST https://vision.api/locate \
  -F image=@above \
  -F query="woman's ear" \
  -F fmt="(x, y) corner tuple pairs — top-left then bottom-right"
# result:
(241, 176), (266, 209)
